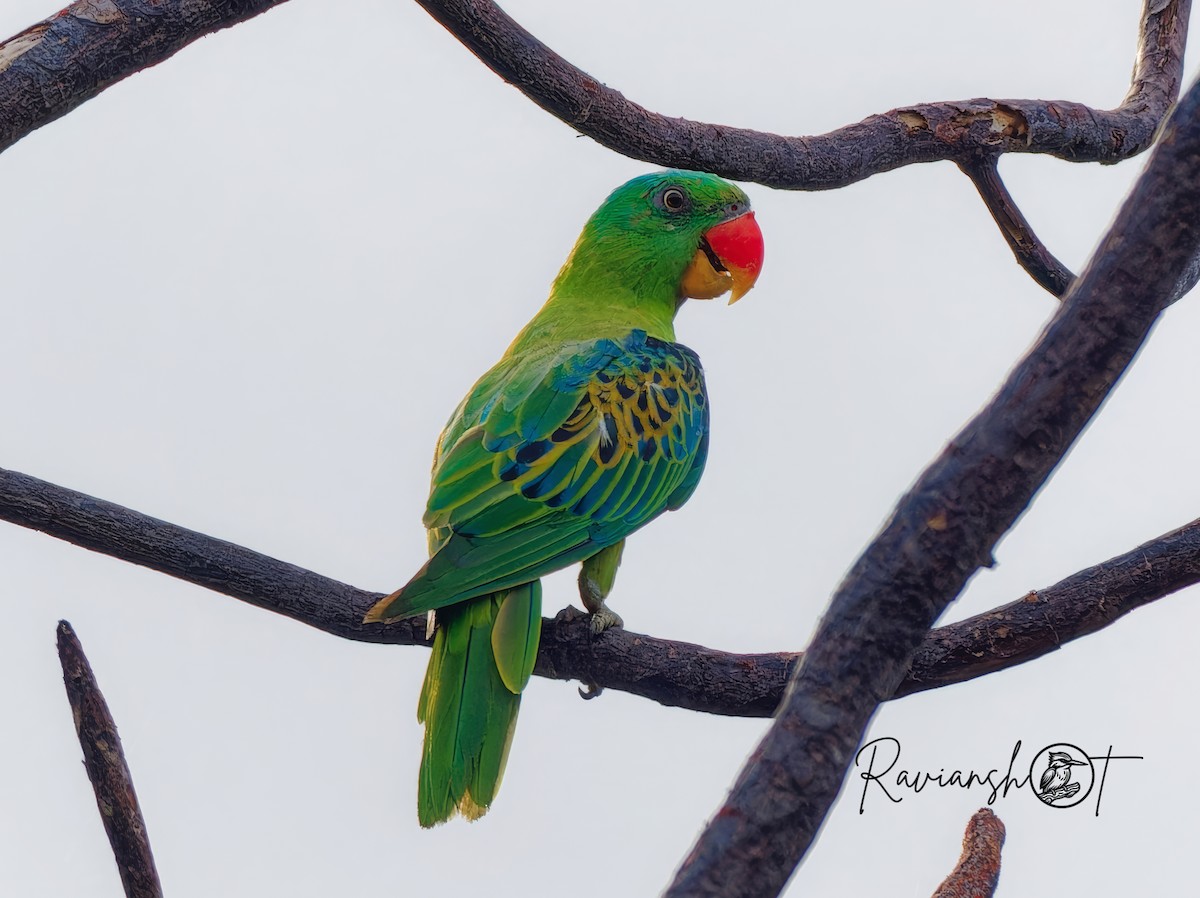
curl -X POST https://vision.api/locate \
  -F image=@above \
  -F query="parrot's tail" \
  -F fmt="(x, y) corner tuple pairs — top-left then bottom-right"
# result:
(416, 581), (542, 827)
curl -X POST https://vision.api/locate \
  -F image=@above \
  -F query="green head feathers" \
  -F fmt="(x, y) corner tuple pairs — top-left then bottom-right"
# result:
(549, 170), (762, 319)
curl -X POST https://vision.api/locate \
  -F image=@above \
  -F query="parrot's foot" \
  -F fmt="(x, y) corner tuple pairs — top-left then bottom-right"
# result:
(578, 681), (604, 700)
(579, 541), (625, 635)
(588, 602), (624, 635)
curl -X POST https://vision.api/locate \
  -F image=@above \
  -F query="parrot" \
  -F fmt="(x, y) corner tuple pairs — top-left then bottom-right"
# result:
(365, 170), (764, 827)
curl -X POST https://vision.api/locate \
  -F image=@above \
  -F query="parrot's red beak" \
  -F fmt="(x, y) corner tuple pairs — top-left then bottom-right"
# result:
(679, 211), (765, 304)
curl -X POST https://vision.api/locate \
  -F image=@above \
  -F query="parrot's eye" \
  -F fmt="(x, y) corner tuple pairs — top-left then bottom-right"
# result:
(661, 187), (687, 212)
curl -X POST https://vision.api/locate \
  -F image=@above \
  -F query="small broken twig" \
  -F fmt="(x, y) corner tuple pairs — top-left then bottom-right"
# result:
(931, 809), (1005, 898)
(57, 620), (162, 898)
(958, 158), (1076, 298)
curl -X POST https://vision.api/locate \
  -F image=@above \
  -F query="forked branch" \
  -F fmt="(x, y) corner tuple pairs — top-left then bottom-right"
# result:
(412, 0), (1189, 295)
(414, 0), (1190, 188)
(2, 1), (1186, 179)
(0, 1), (1189, 295)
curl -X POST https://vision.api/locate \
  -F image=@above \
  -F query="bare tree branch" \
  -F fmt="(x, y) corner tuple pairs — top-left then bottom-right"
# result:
(958, 159), (1075, 298)
(1, 1), (1187, 188)
(0, 2), (1191, 895)
(663, 76), (1200, 898)
(1, 1), (1188, 297)
(413, 0), (1187, 294)
(57, 620), (162, 898)
(906, 516), (1200, 693)
(930, 810), (1005, 898)
(4, 468), (1198, 717)
(414, 0), (1190, 189)
(0, 0), (290, 155)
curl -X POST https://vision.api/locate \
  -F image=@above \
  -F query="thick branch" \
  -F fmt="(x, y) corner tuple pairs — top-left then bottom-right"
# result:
(959, 159), (1075, 298)
(664, 77), (1200, 898)
(906, 516), (1200, 694)
(1, 2), (1188, 184)
(415, 0), (1190, 189)
(3, 468), (1198, 717)
(0, 0), (290, 155)
(1, 2), (1187, 300)
(415, 0), (1187, 295)
(58, 620), (163, 898)
(930, 810), (1005, 898)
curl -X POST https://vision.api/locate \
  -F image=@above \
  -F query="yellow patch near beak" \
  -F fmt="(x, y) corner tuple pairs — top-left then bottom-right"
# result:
(679, 246), (733, 301)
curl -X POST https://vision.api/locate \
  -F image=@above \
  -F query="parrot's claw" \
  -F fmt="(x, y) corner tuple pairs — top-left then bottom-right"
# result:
(579, 541), (625, 635)
(578, 681), (604, 700)
(554, 604), (589, 624)
(588, 603), (624, 635)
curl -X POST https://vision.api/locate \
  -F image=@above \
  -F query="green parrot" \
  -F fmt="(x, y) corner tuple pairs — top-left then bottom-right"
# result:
(366, 170), (764, 826)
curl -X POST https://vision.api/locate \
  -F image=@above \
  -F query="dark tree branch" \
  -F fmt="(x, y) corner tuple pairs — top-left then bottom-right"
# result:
(415, 0), (1190, 189)
(0, 0), (290, 155)
(3, 468), (1198, 717)
(906, 516), (1200, 693)
(958, 159), (1076, 298)
(0, 3), (1188, 895)
(930, 810), (1005, 898)
(1, 2), (1188, 297)
(1, 1), (1187, 187)
(57, 620), (162, 898)
(414, 0), (1186, 295)
(663, 78), (1200, 898)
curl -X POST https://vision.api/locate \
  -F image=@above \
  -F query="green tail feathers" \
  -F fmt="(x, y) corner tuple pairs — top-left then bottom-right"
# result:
(416, 581), (542, 827)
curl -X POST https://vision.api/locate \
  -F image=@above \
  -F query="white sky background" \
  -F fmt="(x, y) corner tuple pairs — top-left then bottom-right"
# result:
(1, 0), (1197, 894)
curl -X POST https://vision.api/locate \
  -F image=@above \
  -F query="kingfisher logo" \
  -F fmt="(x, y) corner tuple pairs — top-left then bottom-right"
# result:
(1031, 743), (1093, 808)
(853, 738), (1142, 815)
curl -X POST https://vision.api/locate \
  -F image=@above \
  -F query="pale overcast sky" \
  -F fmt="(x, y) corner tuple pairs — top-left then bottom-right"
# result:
(1, 1), (1197, 895)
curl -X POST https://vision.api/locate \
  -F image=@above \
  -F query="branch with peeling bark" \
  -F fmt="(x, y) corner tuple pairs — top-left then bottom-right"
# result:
(0, 1), (1190, 297)
(414, 0), (1189, 185)
(3, 468), (1198, 718)
(412, 0), (1190, 295)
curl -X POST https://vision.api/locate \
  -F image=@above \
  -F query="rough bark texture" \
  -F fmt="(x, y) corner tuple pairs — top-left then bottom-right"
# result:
(58, 620), (162, 898)
(663, 76), (1200, 898)
(4, 469), (1198, 718)
(415, 0), (1190, 188)
(0, 0), (1188, 299)
(0, 5), (1195, 896)
(930, 810), (1005, 898)
(0, 0), (291, 154)
(1, 1), (1188, 189)
(907, 517), (1200, 693)
(409, 0), (1189, 296)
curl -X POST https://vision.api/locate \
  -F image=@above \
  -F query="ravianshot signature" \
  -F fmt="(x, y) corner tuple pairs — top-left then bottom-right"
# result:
(854, 737), (1142, 815)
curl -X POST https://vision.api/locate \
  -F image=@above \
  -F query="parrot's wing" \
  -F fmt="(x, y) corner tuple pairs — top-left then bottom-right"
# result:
(367, 330), (708, 622)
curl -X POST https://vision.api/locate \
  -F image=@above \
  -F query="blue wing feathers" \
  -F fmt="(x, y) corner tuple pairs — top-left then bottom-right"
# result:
(380, 330), (710, 619)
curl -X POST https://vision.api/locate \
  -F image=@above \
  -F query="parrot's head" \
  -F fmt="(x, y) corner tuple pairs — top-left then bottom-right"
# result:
(558, 170), (765, 306)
